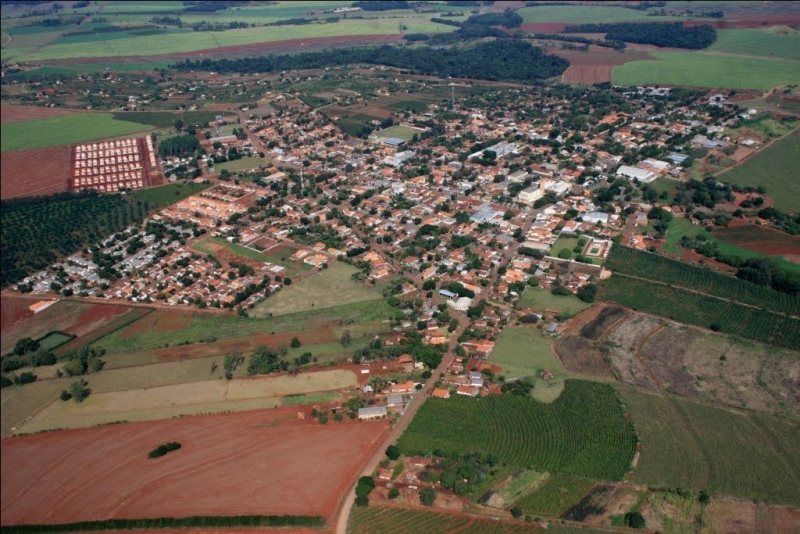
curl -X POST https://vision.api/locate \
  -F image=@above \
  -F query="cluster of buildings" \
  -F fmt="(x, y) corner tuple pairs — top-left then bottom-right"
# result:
(70, 137), (159, 192)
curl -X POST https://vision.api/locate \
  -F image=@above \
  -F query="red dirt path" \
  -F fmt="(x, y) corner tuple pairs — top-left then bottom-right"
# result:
(1, 146), (70, 199)
(0, 408), (389, 527)
(0, 105), (83, 124)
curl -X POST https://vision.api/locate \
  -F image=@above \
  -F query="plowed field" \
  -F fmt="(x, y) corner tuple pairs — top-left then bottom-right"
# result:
(0, 105), (83, 124)
(1, 408), (389, 526)
(0, 146), (70, 199)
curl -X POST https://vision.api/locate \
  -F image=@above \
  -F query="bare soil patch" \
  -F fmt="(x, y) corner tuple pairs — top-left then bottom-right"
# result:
(0, 295), (36, 332)
(1, 408), (389, 526)
(605, 313), (663, 390)
(0, 105), (83, 124)
(545, 46), (653, 84)
(0, 146), (70, 199)
(579, 305), (628, 340)
(714, 220), (800, 256)
(553, 335), (616, 380)
(120, 309), (192, 339)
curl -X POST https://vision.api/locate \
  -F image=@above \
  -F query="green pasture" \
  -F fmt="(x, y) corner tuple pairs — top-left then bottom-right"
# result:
(112, 110), (222, 128)
(517, 5), (680, 23)
(192, 236), (268, 262)
(517, 287), (593, 316)
(613, 52), (800, 90)
(621, 387), (800, 505)
(3, 18), (458, 62)
(282, 392), (340, 406)
(708, 28), (800, 61)
(717, 131), (800, 213)
(20, 62), (172, 77)
(131, 182), (210, 208)
(213, 156), (268, 173)
(0, 113), (153, 152)
(36, 331), (74, 351)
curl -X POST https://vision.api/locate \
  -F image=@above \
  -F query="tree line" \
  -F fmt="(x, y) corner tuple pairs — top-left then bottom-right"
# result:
(172, 40), (569, 83)
(564, 22), (716, 49)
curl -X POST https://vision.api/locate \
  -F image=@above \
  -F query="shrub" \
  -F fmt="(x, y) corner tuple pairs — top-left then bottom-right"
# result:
(385, 445), (401, 460)
(148, 441), (182, 459)
(60, 390), (72, 401)
(625, 511), (646, 529)
(388, 487), (400, 499)
(420, 486), (437, 506)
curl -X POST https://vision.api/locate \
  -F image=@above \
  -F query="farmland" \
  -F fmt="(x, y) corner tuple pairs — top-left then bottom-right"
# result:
(1, 407), (389, 526)
(130, 181), (212, 208)
(0, 113), (153, 152)
(604, 246), (800, 316)
(349, 506), (559, 534)
(398, 380), (636, 481)
(717, 131), (800, 213)
(251, 263), (382, 318)
(598, 274), (800, 350)
(514, 473), (595, 517)
(0, 146), (70, 200)
(111, 110), (223, 128)
(0, 105), (82, 124)
(612, 52), (800, 90)
(714, 221), (800, 257)
(518, 5), (678, 24)
(708, 28), (800, 61)
(620, 387), (800, 505)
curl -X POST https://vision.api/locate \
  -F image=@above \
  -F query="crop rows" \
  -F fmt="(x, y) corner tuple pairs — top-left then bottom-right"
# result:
(348, 507), (544, 534)
(620, 387), (800, 506)
(605, 246), (799, 316)
(514, 473), (594, 516)
(599, 275), (800, 350)
(398, 381), (636, 481)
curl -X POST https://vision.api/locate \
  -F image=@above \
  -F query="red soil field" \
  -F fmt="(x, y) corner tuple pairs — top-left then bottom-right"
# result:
(0, 408), (389, 527)
(120, 309), (192, 339)
(66, 303), (136, 337)
(0, 296), (34, 332)
(685, 15), (800, 29)
(0, 146), (70, 199)
(0, 105), (83, 124)
(548, 47), (653, 84)
(713, 220), (800, 256)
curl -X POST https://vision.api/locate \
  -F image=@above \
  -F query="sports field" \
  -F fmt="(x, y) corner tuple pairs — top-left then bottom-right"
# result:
(621, 387), (800, 506)
(250, 263), (382, 317)
(716, 131), (800, 213)
(613, 52), (800, 90)
(708, 28), (800, 61)
(518, 287), (593, 316)
(373, 125), (419, 141)
(0, 113), (153, 152)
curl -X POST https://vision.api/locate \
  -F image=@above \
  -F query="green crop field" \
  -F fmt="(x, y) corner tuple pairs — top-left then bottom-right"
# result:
(251, 263), (382, 317)
(112, 111), (223, 128)
(348, 506), (548, 534)
(514, 473), (594, 516)
(717, 131), (800, 213)
(605, 246), (799, 316)
(664, 218), (800, 274)
(385, 99), (430, 113)
(708, 29), (800, 61)
(92, 299), (395, 354)
(3, 18), (458, 62)
(613, 52), (800, 90)
(398, 380), (636, 481)
(620, 387), (800, 505)
(0, 113), (153, 152)
(36, 331), (74, 351)
(131, 182), (211, 208)
(517, 5), (680, 23)
(598, 275), (800, 350)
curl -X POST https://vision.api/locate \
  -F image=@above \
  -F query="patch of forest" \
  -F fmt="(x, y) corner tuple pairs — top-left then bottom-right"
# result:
(563, 22), (716, 49)
(172, 40), (569, 83)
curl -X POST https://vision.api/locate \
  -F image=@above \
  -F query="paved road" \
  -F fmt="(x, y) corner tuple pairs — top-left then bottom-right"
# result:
(333, 211), (537, 534)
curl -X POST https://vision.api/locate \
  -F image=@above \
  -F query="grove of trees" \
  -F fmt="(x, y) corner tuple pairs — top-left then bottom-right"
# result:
(564, 22), (716, 49)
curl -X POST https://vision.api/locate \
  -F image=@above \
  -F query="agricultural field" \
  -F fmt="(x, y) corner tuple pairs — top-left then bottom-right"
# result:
(517, 288), (593, 317)
(612, 52), (800, 90)
(598, 275), (800, 350)
(714, 221), (800, 258)
(514, 473), (595, 517)
(349, 506), (550, 534)
(92, 299), (396, 355)
(0, 105), (82, 124)
(1, 407), (389, 527)
(0, 113), (153, 152)
(0, 146), (70, 200)
(717, 131), (800, 213)
(518, 5), (678, 24)
(251, 263), (382, 318)
(604, 312), (800, 418)
(398, 380), (636, 481)
(487, 326), (576, 403)
(111, 110), (223, 128)
(131, 181), (212, 209)
(708, 28), (800, 61)
(17, 368), (355, 434)
(620, 387), (800, 505)
(605, 246), (800, 316)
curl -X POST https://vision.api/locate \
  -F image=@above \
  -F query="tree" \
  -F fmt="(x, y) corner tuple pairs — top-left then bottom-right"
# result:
(698, 490), (711, 505)
(341, 330), (353, 348)
(624, 511), (646, 529)
(576, 284), (597, 303)
(69, 379), (89, 403)
(440, 470), (458, 489)
(511, 506), (523, 518)
(420, 486), (437, 506)
(388, 487), (400, 499)
(558, 248), (573, 260)
(385, 445), (401, 460)
(290, 337), (301, 348)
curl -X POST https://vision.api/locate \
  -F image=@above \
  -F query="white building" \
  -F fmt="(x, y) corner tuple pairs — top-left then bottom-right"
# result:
(617, 165), (656, 183)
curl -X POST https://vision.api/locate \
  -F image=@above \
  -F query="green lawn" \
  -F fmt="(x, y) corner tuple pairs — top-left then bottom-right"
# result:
(517, 5), (680, 23)
(716, 131), (800, 213)
(373, 125), (419, 141)
(36, 331), (74, 351)
(0, 113), (153, 152)
(518, 288), (593, 316)
(3, 18), (458, 62)
(708, 28), (800, 61)
(665, 217), (800, 275)
(488, 326), (575, 403)
(262, 245), (313, 278)
(549, 236), (579, 258)
(613, 52), (800, 90)
(192, 236), (268, 262)
(213, 156), (269, 173)
(132, 182), (210, 209)
(282, 392), (340, 406)
(250, 263), (382, 318)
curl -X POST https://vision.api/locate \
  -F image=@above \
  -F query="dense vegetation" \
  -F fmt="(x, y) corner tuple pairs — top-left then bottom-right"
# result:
(599, 275), (800, 349)
(148, 441), (182, 459)
(2, 515), (326, 533)
(158, 133), (200, 157)
(172, 40), (569, 83)
(605, 246), (800, 314)
(398, 380), (636, 480)
(564, 22), (716, 49)
(1, 191), (149, 287)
